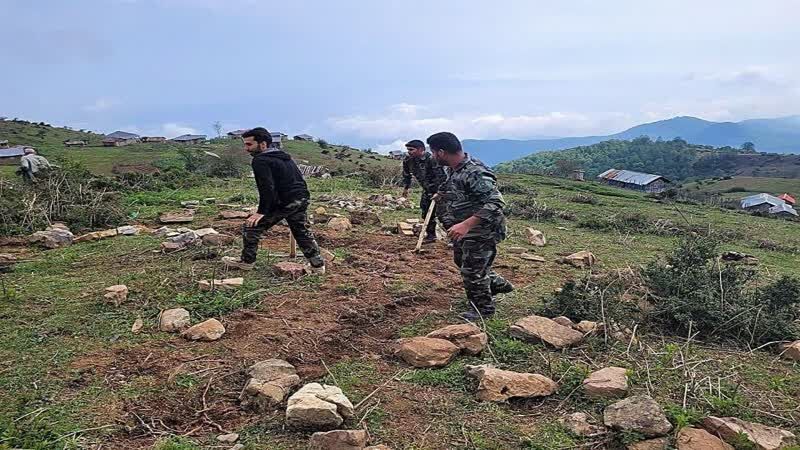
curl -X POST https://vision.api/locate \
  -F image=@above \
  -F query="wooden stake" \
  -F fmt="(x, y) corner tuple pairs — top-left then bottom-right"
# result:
(289, 234), (297, 258)
(414, 199), (437, 253)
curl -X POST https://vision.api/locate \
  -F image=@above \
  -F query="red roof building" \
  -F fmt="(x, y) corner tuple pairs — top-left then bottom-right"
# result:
(779, 193), (796, 205)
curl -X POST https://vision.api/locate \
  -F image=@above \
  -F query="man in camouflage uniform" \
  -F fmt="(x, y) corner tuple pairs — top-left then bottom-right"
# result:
(401, 140), (447, 243)
(427, 132), (514, 320)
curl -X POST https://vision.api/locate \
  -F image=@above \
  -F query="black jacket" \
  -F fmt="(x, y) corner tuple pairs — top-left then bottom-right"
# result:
(252, 150), (310, 214)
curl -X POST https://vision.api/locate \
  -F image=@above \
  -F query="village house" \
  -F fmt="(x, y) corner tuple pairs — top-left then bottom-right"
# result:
(171, 134), (207, 145)
(779, 193), (796, 206)
(141, 136), (166, 143)
(269, 132), (288, 149)
(769, 203), (799, 218)
(571, 169), (585, 181)
(388, 150), (406, 160)
(0, 146), (25, 165)
(227, 129), (248, 139)
(597, 169), (670, 193)
(294, 134), (315, 142)
(64, 139), (88, 147)
(740, 193), (798, 217)
(0, 140), (9, 149)
(103, 131), (140, 147)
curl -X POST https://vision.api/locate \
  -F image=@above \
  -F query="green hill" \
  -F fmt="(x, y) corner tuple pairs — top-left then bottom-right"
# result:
(495, 137), (800, 181)
(683, 176), (800, 200)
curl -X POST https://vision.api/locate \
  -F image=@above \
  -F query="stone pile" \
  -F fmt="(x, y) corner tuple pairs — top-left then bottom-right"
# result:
(29, 223), (74, 249)
(396, 323), (488, 368)
(240, 359), (301, 411)
(466, 365), (558, 402)
(103, 284), (128, 306)
(286, 383), (355, 429)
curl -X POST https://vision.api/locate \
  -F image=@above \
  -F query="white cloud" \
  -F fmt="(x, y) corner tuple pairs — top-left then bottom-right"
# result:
(83, 98), (116, 112)
(161, 123), (198, 138)
(686, 66), (790, 88)
(374, 139), (408, 155)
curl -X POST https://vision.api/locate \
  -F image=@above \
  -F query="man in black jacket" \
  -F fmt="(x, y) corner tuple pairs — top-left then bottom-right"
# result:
(222, 127), (326, 274)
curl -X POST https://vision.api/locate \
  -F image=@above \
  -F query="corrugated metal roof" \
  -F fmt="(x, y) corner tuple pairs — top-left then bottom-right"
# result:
(227, 129), (248, 135)
(597, 168), (668, 185)
(740, 193), (785, 209)
(769, 203), (799, 216)
(779, 193), (796, 205)
(172, 134), (207, 141)
(105, 131), (140, 139)
(0, 146), (25, 158)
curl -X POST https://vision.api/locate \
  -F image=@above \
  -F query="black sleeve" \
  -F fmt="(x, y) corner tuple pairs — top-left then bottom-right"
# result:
(253, 158), (276, 214)
(402, 158), (412, 189)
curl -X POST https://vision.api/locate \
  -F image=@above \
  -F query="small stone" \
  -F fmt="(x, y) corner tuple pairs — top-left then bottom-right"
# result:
(103, 285), (128, 306)
(75, 228), (118, 242)
(131, 318), (144, 334)
(159, 211), (195, 224)
(604, 395), (672, 437)
(309, 430), (368, 450)
(563, 251), (597, 268)
(219, 210), (250, 219)
(426, 323), (488, 355)
(181, 200), (200, 208)
(193, 227), (218, 237)
(153, 226), (175, 237)
(583, 367), (628, 399)
(314, 206), (328, 216)
(552, 316), (575, 328)
(350, 210), (382, 226)
(159, 308), (191, 332)
(30, 227), (74, 249)
(240, 359), (301, 411)
(677, 427), (733, 450)
(273, 262), (308, 279)
(520, 253), (546, 262)
(780, 340), (800, 361)
(627, 438), (669, 450)
(365, 446), (392, 450)
(405, 218), (421, 224)
(576, 320), (601, 334)
(702, 416), (796, 450)
(560, 412), (607, 437)
(228, 445), (244, 450)
(116, 225), (140, 236)
(509, 315), (584, 349)
(466, 365), (558, 402)
(167, 231), (199, 246)
(506, 246), (528, 254)
(203, 197), (216, 204)
(397, 221), (414, 236)
(526, 228), (547, 246)
(396, 337), (460, 368)
(182, 318), (225, 341)
(216, 433), (239, 444)
(286, 383), (355, 430)
(327, 217), (353, 232)
(160, 241), (185, 253)
(198, 277), (244, 291)
(202, 233), (235, 246)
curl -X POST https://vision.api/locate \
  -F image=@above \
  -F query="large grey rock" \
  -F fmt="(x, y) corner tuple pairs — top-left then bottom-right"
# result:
(426, 323), (488, 356)
(603, 395), (672, 438)
(396, 337), (460, 368)
(509, 315), (584, 349)
(286, 383), (355, 430)
(30, 226), (74, 249)
(702, 416), (796, 450)
(582, 367), (628, 399)
(465, 365), (558, 402)
(240, 359), (301, 411)
(309, 430), (368, 450)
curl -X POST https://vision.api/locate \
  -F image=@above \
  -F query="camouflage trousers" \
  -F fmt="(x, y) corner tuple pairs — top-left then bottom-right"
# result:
(241, 198), (324, 267)
(420, 191), (440, 237)
(452, 237), (512, 315)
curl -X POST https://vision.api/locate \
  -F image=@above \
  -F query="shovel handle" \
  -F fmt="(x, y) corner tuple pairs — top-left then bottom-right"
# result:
(415, 199), (437, 252)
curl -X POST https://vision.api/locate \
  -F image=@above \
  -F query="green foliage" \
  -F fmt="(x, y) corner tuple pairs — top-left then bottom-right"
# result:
(664, 404), (704, 430)
(174, 289), (261, 319)
(539, 273), (640, 325)
(568, 193), (599, 205)
(727, 432), (758, 450)
(506, 197), (574, 221)
(522, 422), (578, 449)
(400, 360), (469, 392)
(152, 436), (202, 450)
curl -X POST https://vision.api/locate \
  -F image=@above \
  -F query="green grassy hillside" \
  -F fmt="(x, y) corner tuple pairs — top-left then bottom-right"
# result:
(683, 176), (800, 200)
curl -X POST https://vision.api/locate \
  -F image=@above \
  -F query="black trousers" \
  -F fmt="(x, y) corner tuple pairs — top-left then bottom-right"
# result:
(241, 199), (323, 267)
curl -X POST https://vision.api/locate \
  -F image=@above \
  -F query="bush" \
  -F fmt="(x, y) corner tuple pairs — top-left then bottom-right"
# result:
(176, 143), (250, 178)
(359, 165), (403, 188)
(506, 197), (572, 222)
(568, 193), (599, 205)
(540, 272), (642, 326)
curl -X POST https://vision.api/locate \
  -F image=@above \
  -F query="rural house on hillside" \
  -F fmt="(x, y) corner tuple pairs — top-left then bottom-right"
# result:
(171, 134), (207, 144)
(269, 132), (287, 149)
(0, 146), (25, 165)
(779, 193), (796, 205)
(103, 131), (140, 147)
(597, 169), (670, 193)
(64, 139), (88, 147)
(388, 150), (405, 160)
(227, 129), (248, 139)
(769, 203), (799, 218)
(294, 134), (315, 142)
(740, 193), (798, 217)
(141, 136), (166, 143)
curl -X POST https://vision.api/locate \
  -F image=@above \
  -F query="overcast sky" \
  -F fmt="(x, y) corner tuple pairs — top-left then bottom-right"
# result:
(2, 0), (799, 151)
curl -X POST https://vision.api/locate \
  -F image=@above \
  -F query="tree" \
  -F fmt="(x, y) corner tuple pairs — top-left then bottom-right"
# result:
(212, 121), (223, 139)
(741, 142), (756, 152)
(553, 159), (580, 177)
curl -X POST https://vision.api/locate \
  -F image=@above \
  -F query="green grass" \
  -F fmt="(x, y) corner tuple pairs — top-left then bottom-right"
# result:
(683, 176), (800, 198)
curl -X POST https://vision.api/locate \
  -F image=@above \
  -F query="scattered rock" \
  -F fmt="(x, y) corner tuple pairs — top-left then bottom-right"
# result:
(167, 230), (199, 246)
(182, 318), (225, 341)
(216, 433), (239, 444)
(273, 262), (308, 279)
(203, 197), (216, 204)
(30, 226), (74, 249)
(321, 248), (337, 264)
(519, 253), (546, 262)
(526, 228), (547, 246)
(116, 225), (143, 236)
(103, 285), (128, 306)
(702, 416), (796, 450)
(350, 210), (382, 226)
(603, 395), (672, 437)
(583, 367), (628, 399)
(220, 210), (250, 219)
(627, 438), (669, 450)
(159, 308), (191, 332)
(563, 251), (597, 268)
(507, 246), (529, 254)
(426, 323), (488, 356)
(0, 253), (16, 265)
(560, 412), (607, 437)
(576, 320), (601, 334)
(75, 228), (118, 243)
(509, 315), (584, 349)
(721, 251), (759, 265)
(202, 233), (236, 246)
(181, 200), (200, 208)
(780, 341), (800, 361)
(677, 427), (733, 450)
(397, 221), (415, 236)
(552, 316), (575, 328)
(396, 337), (460, 368)
(309, 430), (368, 450)
(240, 359), (301, 411)
(286, 383), (355, 430)
(160, 210), (195, 224)
(160, 241), (185, 253)
(327, 217), (353, 232)
(466, 365), (558, 402)
(153, 226), (176, 237)
(405, 218), (421, 224)
(131, 318), (144, 334)
(198, 277), (244, 291)
(193, 227), (219, 238)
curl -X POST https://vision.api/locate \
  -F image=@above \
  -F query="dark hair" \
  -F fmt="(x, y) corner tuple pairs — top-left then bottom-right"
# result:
(242, 127), (272, 146)
(426, 132), (462, 154)
(405, 139), (425, 150)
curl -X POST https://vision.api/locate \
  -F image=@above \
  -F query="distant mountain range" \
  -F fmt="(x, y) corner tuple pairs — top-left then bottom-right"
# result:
(463, 115), (800, 166)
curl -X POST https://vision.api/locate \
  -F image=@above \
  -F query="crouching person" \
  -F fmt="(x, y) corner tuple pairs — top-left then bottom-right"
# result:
(222, 127), (326, 274)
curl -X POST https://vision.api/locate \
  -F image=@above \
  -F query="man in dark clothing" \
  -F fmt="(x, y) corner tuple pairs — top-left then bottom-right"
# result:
(428, 131), (513, 320)
(401, 140), (447, 243)
(222, 127), (325, 273)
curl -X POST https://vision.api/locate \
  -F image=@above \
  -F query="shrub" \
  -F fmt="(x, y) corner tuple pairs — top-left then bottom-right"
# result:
(359, 165), (403, 188)
(506, 197), (572, 222)
(318, 139), (329, 149)
(539, 272), (642, 326)
(568, 193), (599, 205)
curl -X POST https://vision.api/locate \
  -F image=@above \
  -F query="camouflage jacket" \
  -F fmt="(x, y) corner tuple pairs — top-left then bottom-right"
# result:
(438, 155), (507, 241)
(402, 152), (447, 193)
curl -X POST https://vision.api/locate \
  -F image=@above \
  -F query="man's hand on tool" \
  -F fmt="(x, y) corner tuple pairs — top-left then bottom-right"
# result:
(447, 216), (481, 241)
(245, 213), (264, 228)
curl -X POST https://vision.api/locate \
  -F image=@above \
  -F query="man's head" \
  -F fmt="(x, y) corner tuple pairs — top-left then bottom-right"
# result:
(426, 132), (463, 167)
(241, 127), (272, 155)
(23, 147), (36, 155)
(405, 140), (426, 158)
